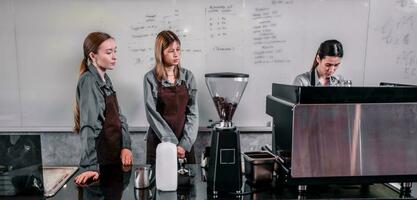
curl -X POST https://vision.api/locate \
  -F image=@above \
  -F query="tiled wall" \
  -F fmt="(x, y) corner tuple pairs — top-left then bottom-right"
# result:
(0, 132), (271, 166)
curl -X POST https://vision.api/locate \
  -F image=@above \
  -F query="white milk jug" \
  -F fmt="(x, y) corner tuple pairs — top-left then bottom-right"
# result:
(156, 142), (178, 191)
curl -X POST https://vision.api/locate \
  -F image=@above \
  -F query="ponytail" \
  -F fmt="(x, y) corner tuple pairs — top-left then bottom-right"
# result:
(311, 50), (320, 71)
(79, 57), (88, 76)
(73, 100), (80, 133)
(73, 57), (88, 133)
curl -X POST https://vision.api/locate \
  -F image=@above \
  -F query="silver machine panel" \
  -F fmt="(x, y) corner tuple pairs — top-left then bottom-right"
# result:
(292, 103), (417, 178)
(266, 84), (417, 187)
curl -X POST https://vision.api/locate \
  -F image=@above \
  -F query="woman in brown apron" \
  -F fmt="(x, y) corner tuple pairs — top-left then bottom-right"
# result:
(73, 32), (133, 185)
(144, 30), (199, 165)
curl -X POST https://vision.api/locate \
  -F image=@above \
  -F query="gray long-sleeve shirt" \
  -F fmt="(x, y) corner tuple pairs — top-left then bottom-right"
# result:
(143, 67), (199, 152)
(76, 64), (131, 172)
(293, 69), (343, 86)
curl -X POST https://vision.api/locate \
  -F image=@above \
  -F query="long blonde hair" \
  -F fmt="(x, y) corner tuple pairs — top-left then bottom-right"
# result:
(154, 30), (181, 81)
(73, 32), (113, 133)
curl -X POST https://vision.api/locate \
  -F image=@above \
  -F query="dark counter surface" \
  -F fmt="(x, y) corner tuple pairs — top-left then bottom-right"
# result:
(46, 164), (411, 200)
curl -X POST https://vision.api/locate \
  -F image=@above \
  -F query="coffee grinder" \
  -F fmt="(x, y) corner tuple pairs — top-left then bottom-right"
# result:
(205, 72), (249, 195)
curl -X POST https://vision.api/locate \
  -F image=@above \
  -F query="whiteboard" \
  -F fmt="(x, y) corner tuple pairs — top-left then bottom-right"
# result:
(364, 0), (417, 86)
(0, 0), (20, 126)
(1, 0), (416, 128)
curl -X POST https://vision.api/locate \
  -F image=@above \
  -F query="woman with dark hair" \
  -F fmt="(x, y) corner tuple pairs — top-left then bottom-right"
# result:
(293, 40), (344, 86)
(73, 32), (133, 185)
(143, 30), (198, 165)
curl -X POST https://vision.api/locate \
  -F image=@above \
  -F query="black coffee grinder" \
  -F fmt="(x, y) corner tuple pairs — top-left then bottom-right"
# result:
(205, 72), (249, 195)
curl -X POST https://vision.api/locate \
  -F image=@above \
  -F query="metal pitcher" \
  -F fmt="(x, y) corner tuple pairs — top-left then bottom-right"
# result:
(135, 165), (152, 189)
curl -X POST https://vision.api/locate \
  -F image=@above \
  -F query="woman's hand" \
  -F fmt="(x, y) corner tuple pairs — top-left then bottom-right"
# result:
(177, 146), (186, 158)
(75, 171), (99, 185)
(121, 165), (132, 172)
(120, 148), (133, 166)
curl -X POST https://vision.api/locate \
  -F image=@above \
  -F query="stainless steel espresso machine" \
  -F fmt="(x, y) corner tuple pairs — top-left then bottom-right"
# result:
(205, 72), (249, 195)
(266, 83), (417, 196)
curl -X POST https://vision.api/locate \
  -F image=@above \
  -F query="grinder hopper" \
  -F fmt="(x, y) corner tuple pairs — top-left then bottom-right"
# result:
(205, 72), (249, 128)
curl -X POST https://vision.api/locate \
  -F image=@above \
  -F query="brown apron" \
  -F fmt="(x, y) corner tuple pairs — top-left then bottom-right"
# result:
(146, 80), (196, 165)
(96, 91), (122, 165)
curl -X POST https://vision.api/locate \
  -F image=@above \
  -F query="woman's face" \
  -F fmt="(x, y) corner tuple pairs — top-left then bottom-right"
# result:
(91, 38), (117, 70)
(316, 55), (341, 78)
(163, 41), (181, 67)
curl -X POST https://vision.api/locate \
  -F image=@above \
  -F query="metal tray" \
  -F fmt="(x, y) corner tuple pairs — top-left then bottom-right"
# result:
(243, 151), (276, 184)
(43, 166), (78, 197)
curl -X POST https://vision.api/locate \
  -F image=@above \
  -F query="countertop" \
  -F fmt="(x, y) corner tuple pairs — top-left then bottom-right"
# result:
(43, 164), (413, 200)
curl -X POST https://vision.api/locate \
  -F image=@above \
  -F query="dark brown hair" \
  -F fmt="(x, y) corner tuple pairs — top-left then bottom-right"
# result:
(311, 39), (344, 71)
(74, 32), (113, 133)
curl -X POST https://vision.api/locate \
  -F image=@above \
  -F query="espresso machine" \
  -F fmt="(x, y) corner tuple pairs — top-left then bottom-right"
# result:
(205, 72), (249, 195)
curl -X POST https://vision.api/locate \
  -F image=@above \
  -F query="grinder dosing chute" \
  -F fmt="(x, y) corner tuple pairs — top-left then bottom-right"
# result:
(205, 72), (249, 128)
